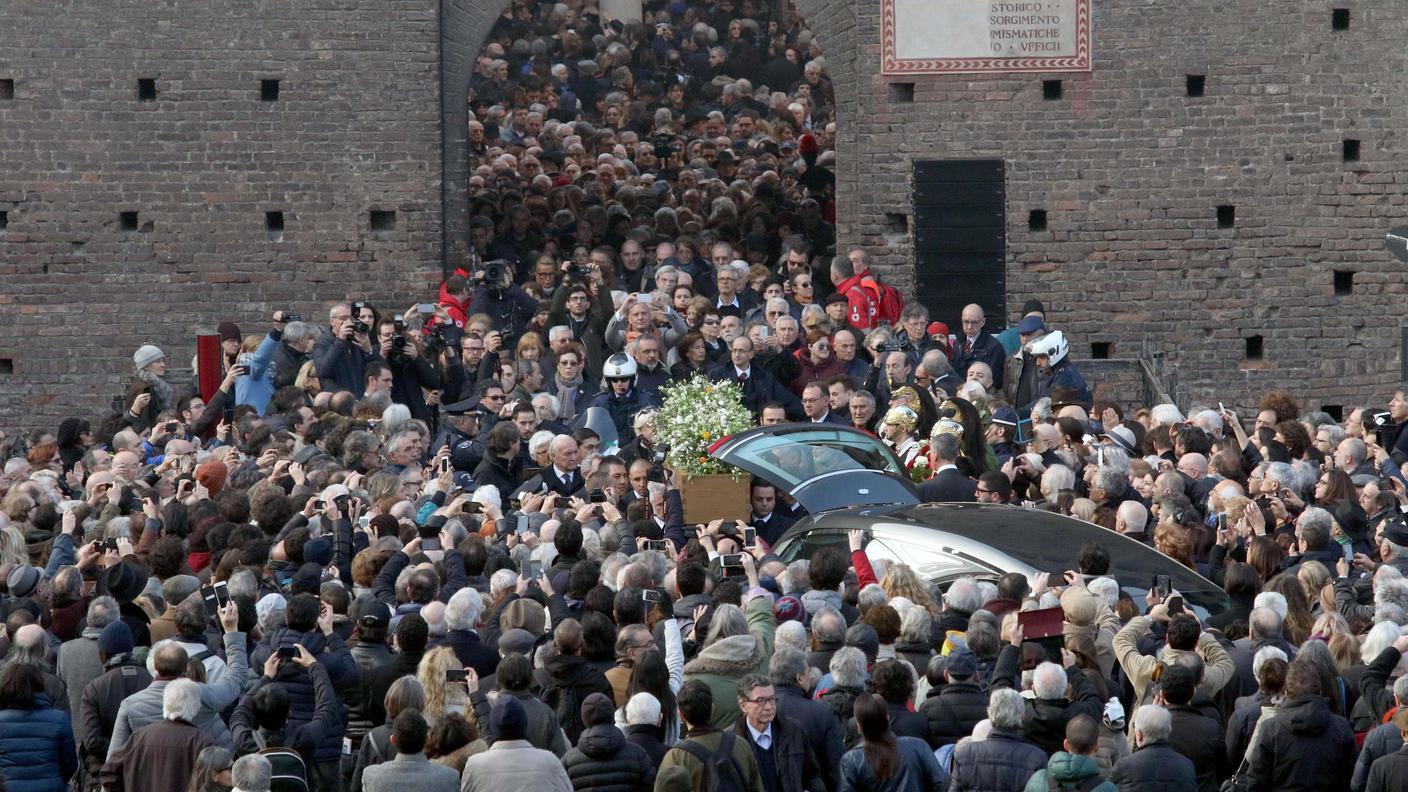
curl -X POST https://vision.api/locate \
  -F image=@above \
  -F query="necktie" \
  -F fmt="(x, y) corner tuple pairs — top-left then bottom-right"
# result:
(738, 373), (747, 385)
(965, 338), (973, 354)
(563, 471), (573, 490)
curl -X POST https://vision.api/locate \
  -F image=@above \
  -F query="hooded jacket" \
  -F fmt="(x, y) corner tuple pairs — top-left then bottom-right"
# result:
(542, 654), (616, 744)
(1024, 752), (1116, 792)
(248, 627), (358, 764)
(1246, 695), (1355, 791)
(682, 596), (776, 730)
(562, 723), (657, 792)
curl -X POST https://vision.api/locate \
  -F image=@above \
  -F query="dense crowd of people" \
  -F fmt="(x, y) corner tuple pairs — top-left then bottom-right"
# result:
(6, 2), (1408, 792)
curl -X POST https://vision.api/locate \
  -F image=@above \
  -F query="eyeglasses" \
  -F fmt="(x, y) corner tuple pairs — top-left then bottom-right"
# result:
(975, 488), (996, 495)
(743, 696), (776, 706)
(703, 318), (720, 325)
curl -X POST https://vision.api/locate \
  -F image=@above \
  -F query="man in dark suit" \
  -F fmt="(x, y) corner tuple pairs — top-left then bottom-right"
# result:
(952, 303), (1007, 389)
(916, 433), (977, 503)
(709, 336), (803, 419)
(749, 480), (796, 547)
(513, 434), (585, 498)
(801, 382), (849, 425)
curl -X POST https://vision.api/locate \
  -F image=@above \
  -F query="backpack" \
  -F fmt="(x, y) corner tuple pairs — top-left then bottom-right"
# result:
(858, 273), (904, 325)
(677, 732), (749, 792)
(250, 741), (309, 792)
(542, 682), (584, 743)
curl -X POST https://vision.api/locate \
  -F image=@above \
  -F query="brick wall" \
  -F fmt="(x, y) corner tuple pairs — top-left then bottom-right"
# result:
(840, 1), (1408, 417)
(5, 0), (1400, 432)
(0, 0), (445, 429)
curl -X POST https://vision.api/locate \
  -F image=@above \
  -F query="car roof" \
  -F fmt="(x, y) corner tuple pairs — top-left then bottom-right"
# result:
(775, 502), (1229, 615)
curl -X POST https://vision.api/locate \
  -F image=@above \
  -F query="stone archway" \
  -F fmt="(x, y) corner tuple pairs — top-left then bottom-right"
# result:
(436, 0), (859, 275)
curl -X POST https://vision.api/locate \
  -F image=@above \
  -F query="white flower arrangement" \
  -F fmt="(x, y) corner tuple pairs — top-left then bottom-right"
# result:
(655, 375), (755, 477)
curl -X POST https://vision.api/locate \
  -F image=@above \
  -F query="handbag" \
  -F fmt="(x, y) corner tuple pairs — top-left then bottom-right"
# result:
(1221, 706), (1274, 792)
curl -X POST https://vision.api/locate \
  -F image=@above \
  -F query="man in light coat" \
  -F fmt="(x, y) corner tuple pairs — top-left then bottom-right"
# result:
(461, 697), (572, 792)
(363, 710), (458, 792)
(107, 602), (249, 757)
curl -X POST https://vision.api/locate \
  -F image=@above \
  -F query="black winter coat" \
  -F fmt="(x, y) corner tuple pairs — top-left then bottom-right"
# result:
(78, 657), (151, 775)
(542, 654), (616, 744)
(1165, 704), (1226, 792)
(561, 724), (656, 792)
(1110, 742), (1198, 792)
(918, 681), (988, 748)
(1246, 695), (1355, 792)
(734, 714), (825, 792)
(947, 729), (1047, 792)
(624, 723), (668, 767)
(775, 684), (844, 792)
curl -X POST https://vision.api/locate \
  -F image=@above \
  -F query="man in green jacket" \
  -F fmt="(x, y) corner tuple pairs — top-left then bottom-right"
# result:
(656, 680), (763, 792)
(1025, 714), (1117, 792)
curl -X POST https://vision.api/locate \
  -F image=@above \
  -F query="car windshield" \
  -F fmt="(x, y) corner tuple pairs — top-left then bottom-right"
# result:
(713, 427), (906, 493)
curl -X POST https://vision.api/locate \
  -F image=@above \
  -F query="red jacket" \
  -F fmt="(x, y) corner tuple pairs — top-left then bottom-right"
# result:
(833, 272), (874, 330)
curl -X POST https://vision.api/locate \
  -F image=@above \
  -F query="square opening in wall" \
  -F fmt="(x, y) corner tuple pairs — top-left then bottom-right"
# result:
(266, 211), (285, 237)
(0, 79), (13, 100)
(261, 79), (280, 102)
(1186, 75), (1205, 97)
(137, 78), (156, 101)
(1332, 9), (1350, 30)
(1342, 139), (1361, 161)
(119, 211), (140, 231)
(1042, 79), (1063, 100)
(369, 210), (396, 232)
(1334, 270), (1354, 295)
(887, 82), (914, 104)
(884, 213), (908, 234)
(1090, 342), (1111, 360)
(1245, 335), (1264, 360)
(1028, 210), (1048, 231)
(0, 211), (8, 231)
(0, 359), (12, 375)
(1322, 405), (1344, 422)
(1216, 205), (1236, 228)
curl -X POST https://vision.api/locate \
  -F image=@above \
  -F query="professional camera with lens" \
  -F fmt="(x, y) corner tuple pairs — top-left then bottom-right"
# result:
(351, 320), (370, 335)
(880, 337), (914, 355)
(652, 133), (675, 160)
(481, 260), (508, 285)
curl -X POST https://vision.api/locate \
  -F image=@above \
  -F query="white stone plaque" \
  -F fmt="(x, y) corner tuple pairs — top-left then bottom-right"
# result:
(882, 0), (1092, 75)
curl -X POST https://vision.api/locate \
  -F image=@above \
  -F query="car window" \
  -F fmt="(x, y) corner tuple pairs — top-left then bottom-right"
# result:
(717, 428), (905, 491)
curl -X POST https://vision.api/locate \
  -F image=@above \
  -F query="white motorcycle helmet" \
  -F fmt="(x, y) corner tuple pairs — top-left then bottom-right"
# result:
(1025, 330), (1069, 366)
(602, 353), (638, 382)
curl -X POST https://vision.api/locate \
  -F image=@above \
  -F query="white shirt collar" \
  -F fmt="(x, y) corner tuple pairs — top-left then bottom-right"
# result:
(935, 463), (958, 473)
(746, 720), (773, 746)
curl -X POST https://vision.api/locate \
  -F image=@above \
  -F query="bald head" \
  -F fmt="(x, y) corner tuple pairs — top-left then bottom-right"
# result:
(14, 624), (45, 651)
(1178, 453), (1208, 480)
(152, 641), (191, 678)
(1116, 501), (1148, 536)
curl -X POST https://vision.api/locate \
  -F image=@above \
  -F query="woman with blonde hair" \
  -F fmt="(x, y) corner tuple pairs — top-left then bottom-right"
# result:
(1296, 561), (1331, 612)
(417, 646), (473, 728)
(880, 564), (939, 615)
(293, 360), (321, 396)
(0, 525), (30, 568)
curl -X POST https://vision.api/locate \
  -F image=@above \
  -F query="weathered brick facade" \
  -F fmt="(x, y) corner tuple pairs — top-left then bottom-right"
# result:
(2, 0), (1403, 431)
(847, 2), (1408, 417)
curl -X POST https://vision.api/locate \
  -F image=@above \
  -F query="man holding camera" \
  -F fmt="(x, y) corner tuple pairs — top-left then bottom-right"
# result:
(468, 259), (538, 340)
(314, 303), (377, 397)
(271, 314), (315, 389)
(375, 318), (440, 426)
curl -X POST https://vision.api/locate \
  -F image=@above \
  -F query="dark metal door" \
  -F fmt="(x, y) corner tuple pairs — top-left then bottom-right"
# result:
(911, 160), (1006, 327)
